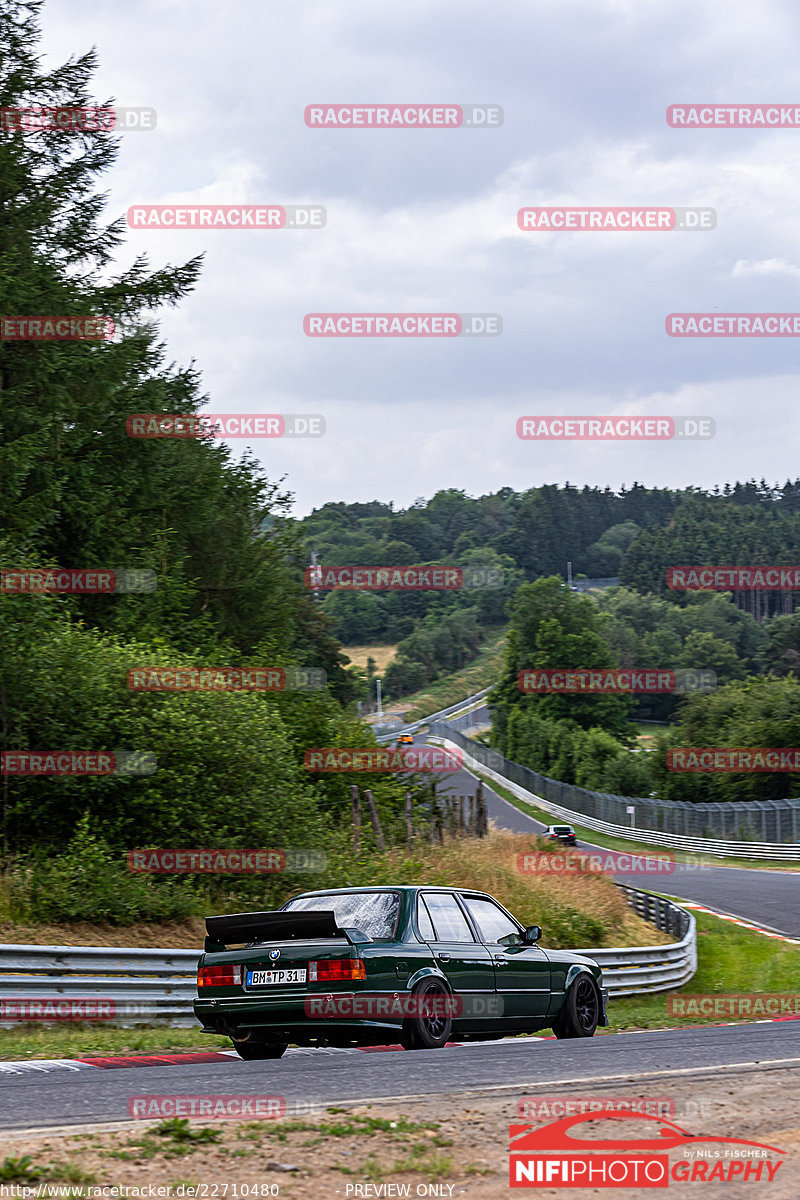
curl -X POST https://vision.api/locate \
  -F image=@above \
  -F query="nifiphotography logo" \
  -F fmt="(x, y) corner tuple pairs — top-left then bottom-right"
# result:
(509, 1111), (785, 1187)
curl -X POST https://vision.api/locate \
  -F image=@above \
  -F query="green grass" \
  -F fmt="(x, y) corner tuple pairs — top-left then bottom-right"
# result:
(606, 907), (800, 1031)
(470, 767), (800, 872)
(0, 1023), (224, 1061)
(397, 628), (506, 721)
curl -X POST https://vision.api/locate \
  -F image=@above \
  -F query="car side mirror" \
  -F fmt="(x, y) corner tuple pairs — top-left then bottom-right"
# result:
(524, 925), (542, 944)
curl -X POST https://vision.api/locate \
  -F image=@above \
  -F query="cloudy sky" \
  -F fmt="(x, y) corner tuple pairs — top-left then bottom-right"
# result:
(39, 0), (800, 514)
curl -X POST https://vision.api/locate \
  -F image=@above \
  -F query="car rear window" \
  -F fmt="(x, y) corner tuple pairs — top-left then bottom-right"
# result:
(553, 826), (574, 834)
(284, 891), (400, 940)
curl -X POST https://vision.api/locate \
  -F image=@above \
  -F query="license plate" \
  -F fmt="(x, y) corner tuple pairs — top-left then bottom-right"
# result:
(247, 968), (307, 987)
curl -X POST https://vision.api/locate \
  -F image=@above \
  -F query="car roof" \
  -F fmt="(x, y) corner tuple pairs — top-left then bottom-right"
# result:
(289, 885), (496, 898)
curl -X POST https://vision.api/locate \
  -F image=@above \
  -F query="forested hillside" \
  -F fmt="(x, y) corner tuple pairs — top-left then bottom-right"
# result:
(0, 8), (408, 906)
(300, 480), (800, 699)
(489, 577), (800, 803)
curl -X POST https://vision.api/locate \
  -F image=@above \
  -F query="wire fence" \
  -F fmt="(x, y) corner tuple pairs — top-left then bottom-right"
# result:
(428, 722), (800, 844)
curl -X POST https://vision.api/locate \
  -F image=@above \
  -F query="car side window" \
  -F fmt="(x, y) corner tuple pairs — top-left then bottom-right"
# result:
(416, 897), (436, 942)
(422, 892), (475, 943)
(462, 896), (520, 944)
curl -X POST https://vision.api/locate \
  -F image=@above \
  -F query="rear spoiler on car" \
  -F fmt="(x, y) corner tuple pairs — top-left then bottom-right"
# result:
(203, 910), (373, 953)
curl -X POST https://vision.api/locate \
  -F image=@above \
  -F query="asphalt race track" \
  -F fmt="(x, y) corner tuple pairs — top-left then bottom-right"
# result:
(431, 737), (800, 937)
(1, 1023), (798, 1132)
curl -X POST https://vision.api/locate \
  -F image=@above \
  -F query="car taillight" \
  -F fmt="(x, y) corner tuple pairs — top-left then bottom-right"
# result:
(197, 964), (242, 988)
(308, 959), (366, 982)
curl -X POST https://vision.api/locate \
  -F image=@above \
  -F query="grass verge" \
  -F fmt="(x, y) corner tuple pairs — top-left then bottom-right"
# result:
(0, 1023), (224, 1061)
(607, 906), (800, 1032)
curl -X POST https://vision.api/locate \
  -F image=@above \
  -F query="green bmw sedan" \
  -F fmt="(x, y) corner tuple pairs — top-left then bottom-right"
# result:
(194, 885), (608, 1059)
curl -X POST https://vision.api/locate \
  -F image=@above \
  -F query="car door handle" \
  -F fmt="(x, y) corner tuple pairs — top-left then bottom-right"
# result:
(437, 952), (451, 961)
(494, 954), (506, 960)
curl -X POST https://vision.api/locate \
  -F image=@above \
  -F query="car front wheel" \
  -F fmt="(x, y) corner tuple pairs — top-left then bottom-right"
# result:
(552, 975), (600, 1039)
(232, 1039), (288, 1060)
(400, 978), (454, 1050)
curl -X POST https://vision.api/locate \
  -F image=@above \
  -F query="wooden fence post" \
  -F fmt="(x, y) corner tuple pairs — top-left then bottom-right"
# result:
(350, 784), (361, 854)
(429, 783), (437, 843)
(476, 780), (487, 836)
(364, 788), (385, 852)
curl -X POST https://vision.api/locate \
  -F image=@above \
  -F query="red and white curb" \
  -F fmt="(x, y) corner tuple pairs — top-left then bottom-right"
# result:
(0, 1038), (547, 1075)
(677, 901), (800, 944)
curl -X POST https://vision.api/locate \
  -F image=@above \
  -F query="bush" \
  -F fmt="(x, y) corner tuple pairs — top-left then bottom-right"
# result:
(6, 816), (202, 924)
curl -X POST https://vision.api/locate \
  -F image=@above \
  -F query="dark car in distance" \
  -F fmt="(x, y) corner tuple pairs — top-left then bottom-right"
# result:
(194, 886), (608, 1058)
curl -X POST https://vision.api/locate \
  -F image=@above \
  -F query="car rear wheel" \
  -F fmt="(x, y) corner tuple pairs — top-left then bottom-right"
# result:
(232, 1039), (288, 1060)
(552, 975), (600, 1039)
(400, 978), (453, 1050)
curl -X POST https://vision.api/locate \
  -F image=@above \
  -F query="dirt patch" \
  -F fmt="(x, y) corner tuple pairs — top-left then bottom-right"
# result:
(340, 644), (398, 673)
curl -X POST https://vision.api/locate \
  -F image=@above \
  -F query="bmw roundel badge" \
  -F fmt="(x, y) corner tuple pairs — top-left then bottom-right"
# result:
(269, 949), (280, 960)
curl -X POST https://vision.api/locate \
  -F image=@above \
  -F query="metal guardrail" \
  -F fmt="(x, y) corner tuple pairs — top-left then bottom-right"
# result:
(0, 945), (200, 1026)
(375, 686), (493, 743)
(431, 725), (800, 859)
(577, 887), (697, 996)
(0, 885), (695, 1024)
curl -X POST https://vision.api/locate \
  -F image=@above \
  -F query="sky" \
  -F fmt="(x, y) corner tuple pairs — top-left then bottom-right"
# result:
(37, 0), (800, 515)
